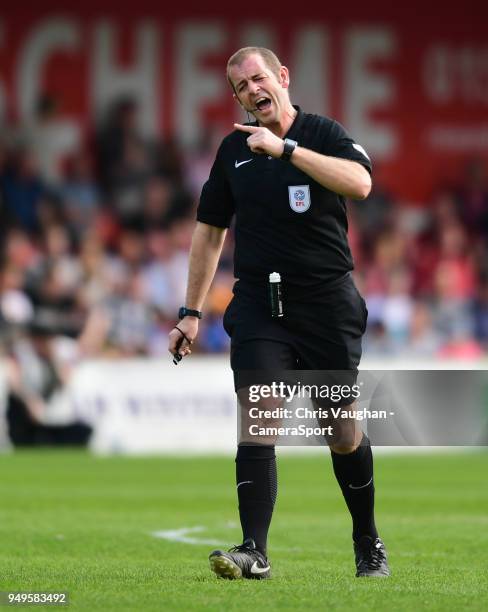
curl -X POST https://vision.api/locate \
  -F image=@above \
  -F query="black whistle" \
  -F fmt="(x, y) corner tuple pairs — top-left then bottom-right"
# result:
(269, 272), (284, 318)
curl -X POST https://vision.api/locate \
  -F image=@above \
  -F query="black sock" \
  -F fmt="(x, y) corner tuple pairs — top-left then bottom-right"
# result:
(235, 444), (277, 556)
(330, 434), (378, 543)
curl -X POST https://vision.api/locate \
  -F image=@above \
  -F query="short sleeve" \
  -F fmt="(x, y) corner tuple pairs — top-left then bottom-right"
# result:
(196, 142), (235, 228)
(322, 120), (372, 175)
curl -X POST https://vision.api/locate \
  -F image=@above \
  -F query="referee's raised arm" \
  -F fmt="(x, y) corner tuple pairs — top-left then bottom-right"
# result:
(168, 222), (227, 360)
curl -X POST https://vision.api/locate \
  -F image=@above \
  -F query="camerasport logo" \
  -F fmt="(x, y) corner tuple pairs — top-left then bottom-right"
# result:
(288, 185), (311, 213)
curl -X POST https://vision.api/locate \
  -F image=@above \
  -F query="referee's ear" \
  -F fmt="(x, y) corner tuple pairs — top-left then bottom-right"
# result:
(279, 66), (290, 89)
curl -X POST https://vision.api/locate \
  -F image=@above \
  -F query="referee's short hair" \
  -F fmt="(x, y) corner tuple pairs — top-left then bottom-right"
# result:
(226, 47), (282, 92)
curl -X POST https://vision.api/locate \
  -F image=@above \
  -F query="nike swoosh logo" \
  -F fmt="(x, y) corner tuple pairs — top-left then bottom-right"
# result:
(235, 159), (253, 168)
(250, 561), (271, 575)
(237, 480), (253, 489)
(348, 477), (373, 490)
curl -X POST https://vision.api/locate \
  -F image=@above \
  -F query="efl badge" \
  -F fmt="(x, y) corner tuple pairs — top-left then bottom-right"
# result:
(288, 185), (311, 213)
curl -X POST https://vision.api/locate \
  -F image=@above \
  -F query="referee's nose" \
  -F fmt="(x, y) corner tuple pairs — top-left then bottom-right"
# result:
(248, 81), (261, 96)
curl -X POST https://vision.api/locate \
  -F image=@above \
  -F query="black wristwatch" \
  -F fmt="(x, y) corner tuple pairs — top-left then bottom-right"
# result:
(178, 307), (202, 320)
(281, 138), (298, 161)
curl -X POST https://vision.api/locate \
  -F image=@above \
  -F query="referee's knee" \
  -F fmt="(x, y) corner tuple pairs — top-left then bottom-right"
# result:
(328, 428), (365, 454)
(328, 441), (360, 454)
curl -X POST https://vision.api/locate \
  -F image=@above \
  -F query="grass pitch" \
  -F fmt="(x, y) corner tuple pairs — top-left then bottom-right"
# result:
(0, 450), (487, 611)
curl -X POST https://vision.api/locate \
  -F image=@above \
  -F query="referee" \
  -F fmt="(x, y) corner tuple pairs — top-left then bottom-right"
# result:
(168, 47), (390, 580)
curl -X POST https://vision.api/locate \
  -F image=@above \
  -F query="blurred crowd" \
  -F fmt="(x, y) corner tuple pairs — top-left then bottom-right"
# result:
(1, 95), (488, 378)
(352, 160), (488, 359)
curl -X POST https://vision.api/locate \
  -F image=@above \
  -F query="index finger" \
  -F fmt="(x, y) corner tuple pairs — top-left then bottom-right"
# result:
(234, 123), (259, 133)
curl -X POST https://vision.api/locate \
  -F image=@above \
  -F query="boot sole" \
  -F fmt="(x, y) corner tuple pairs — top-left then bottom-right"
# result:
(209, 554), (242, 579)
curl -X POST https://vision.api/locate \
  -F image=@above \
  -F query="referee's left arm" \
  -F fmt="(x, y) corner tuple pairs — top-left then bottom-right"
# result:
(288, 147), (371, 200)
(234, 122), (372, 200)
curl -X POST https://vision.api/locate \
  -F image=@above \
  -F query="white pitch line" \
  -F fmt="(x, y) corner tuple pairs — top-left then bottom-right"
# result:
(151, 525), (301, 552)
(151, 526), (230, 546)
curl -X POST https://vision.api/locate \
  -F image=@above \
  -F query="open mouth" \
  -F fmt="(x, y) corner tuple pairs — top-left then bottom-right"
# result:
(255, 96), (272, 112)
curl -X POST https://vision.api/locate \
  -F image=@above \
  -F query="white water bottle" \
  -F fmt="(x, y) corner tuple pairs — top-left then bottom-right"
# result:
(269, 272), (284, 318)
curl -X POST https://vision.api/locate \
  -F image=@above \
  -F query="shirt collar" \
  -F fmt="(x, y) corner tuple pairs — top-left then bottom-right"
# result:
(251, 105), (304, 139)
(284, 105), (304, 140)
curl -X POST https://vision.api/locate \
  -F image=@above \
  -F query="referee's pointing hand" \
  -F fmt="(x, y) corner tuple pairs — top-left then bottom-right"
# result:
(234, 123), (285, 158)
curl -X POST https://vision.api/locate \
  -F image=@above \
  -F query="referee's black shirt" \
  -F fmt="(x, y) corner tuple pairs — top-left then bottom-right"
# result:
(197, 106), (372, 291)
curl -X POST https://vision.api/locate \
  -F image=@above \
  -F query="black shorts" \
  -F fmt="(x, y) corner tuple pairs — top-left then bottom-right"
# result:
(223, 272), (368, 391)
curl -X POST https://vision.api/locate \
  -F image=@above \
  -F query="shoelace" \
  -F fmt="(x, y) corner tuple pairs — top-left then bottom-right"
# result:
(228, 541), (269, 569)
(228, 543), (254, 554)
(361, 542), (385, 570)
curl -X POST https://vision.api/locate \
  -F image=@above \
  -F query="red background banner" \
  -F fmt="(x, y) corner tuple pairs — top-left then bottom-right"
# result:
(1, 3), (487, 201)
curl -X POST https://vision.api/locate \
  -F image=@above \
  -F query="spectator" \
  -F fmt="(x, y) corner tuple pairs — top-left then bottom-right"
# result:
(96, 97), (142, 191)
(109, 138), (154, 226)
(0, 263), (34, 342)
(382, 268), (414, 348)
(140, 220), (191, 320)
(79, 270), (156, 357)
(4, 317), (91, 446)
(0, 148), (45, 233)
(60, 150), (100, 238)
(404, 301), (442, 358)
(457, 159), (488, 236)
(472, 280), (488, 349)
(15, 93), (80, 186)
